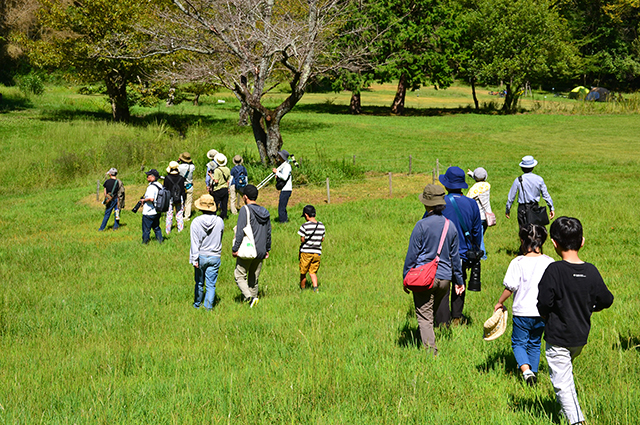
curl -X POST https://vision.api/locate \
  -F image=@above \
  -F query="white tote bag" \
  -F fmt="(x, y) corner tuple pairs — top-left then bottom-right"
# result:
(234, 205), (257, 259)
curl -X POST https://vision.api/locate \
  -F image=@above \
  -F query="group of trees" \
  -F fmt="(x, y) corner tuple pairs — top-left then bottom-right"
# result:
(2, 0), (639, 163)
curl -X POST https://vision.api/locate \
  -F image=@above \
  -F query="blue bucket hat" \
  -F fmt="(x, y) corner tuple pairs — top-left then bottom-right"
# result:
(439, 166), (468, 189)
(278, 150), (290, 161)
(519, 155), (538, 168)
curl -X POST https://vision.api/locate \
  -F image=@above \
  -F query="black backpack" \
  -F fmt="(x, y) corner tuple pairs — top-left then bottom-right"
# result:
(169, 176), (183, 203)
(153, 183), (171, 213)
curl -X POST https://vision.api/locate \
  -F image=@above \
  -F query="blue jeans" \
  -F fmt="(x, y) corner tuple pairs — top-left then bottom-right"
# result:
(142, 214), (163, 244)
(193, 256), (221, 309)
(512, 316), (545, 372)
(99, 199), (119, 231)
(278, 190), (291, 222)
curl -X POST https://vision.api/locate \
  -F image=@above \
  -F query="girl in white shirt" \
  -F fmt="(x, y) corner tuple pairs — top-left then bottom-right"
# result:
(494, 224), (554, 385)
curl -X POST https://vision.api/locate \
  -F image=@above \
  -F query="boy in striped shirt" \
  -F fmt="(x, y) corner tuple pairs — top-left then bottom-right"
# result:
(298, 205), (326, 292)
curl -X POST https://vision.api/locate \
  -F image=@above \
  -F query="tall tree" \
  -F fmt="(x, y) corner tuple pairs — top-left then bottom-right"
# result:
(20, 0), (159, 121)
(464, 0), (577, 111)
(146, 0), (368, 164)
(373, 0), (462, 115)
(556, 0), (640, 90)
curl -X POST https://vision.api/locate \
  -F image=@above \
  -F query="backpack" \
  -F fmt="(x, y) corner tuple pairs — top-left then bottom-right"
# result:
(169, 176), (183, 203)
(153, 182), (171, 213)
(236, 172), (248, 189)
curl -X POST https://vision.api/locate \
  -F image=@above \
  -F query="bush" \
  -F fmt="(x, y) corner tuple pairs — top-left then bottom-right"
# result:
(16, 73), (45, 97)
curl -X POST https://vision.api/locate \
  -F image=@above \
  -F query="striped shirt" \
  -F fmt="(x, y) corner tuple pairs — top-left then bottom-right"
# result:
(298, 221), (325, 254)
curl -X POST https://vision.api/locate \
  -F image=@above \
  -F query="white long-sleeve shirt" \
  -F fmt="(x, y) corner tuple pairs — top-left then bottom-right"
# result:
(275, 162), (292, 191)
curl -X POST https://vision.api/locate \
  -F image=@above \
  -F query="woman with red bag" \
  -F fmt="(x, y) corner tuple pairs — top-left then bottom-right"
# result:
(403, 184), (464, 356)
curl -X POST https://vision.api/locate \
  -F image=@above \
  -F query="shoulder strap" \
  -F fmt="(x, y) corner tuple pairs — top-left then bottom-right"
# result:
(518, 175), (529, 203)
(435, 219), (450, 257)
(108, 180), (118, 196)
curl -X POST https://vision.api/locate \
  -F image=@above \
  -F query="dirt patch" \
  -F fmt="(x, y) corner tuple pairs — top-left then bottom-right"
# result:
(81, 172), (441, 211)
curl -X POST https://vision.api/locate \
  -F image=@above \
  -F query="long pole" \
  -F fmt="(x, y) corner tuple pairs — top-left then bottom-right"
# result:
(326, 178), (330, 204)
(388, 172), (392, 196)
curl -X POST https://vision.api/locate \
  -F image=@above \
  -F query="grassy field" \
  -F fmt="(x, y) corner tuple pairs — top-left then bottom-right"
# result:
(1, 82), (639, 424)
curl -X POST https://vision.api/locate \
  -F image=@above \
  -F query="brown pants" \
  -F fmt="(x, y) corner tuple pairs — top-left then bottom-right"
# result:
(413, 278), (450, 355)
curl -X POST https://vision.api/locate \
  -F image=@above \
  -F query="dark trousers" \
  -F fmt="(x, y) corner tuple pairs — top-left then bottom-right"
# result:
(142, 213), (163, 244)
(435, 260), (470, 325)
(212, 187), (229, 219)
(278, 190), (291, 223)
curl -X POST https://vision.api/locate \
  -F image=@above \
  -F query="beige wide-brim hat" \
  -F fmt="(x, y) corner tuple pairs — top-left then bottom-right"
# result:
(207, 149), (219, 160)
(214, 153), (227, 167)
(483, 309), (508, 341)
(233, 155), (243, 165)
(194, 194), (217, 212)
(166, 160), (179, 175)
(179, 152), (192, 163)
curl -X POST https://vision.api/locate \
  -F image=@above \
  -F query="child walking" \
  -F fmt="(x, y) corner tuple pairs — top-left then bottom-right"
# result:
(494, 224), (554, 385)
(537, 217), (613, 425)
(298, 205), (325, 292)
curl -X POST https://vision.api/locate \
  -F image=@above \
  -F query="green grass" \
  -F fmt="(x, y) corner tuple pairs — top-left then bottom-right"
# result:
(0, 83), (639, 424)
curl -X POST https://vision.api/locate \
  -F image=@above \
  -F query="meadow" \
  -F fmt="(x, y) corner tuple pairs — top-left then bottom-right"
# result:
(0, 82), (639, 424)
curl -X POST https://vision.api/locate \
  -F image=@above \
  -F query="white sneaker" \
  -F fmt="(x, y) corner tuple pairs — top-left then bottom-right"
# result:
(250, 297), (259, 308)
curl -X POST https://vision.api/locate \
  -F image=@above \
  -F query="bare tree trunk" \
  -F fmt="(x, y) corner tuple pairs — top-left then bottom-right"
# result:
(192, 93), (200, 106)
(238, 102), (249, 126)
(104, 71), (130, 122)
(250, 110), (269, 164)
(349, 91), (362, 114)
(391, 74), (407, 115)
(471, 77), (479, 110)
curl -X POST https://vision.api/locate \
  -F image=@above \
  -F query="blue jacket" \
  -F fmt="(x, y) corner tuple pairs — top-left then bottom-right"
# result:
(230, 165), (248, 188)
(423, 193), (482, 261)
(404, 214), (463, 285)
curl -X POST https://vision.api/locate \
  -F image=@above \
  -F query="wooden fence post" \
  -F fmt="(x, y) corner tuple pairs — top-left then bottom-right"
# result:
(326, 178), (331, 204)
(388, 172), (392, 196)
(409, 155), (412, 175)
(353, 155), (356, 166)
(432, 168), (436, 184)
(96, 180), (100, 201)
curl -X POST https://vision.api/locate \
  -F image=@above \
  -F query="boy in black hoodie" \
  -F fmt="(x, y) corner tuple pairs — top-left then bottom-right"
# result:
(537, 217), (614, 425)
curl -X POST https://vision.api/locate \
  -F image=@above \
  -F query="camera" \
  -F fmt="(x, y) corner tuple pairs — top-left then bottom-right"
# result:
(132, 200), (143, 213)
(466, 249), (484, 292)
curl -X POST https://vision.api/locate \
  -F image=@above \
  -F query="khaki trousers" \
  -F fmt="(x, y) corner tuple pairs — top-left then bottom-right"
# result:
(413, 278), (450, 355)
(184, 187), (194, 220)
(234, 257), (263, 300)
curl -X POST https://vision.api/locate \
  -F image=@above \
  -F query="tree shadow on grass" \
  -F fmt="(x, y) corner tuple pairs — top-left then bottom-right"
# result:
(0, 94), (33, 113)
(509, 393), (562, 424)
(293, 103), (503, 117)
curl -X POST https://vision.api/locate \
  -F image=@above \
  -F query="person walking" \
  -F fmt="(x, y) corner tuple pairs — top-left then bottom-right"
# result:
(177, 152), (195, 221)
(466, 167), (494, 233)
(273, 150), (292, 223)
(209, 153), (231, 219)
(506, 155), (555, 228)
(164, 161), (186, 234)
(232, 185), (271, 306)
(140, 169), (163, 244)
(493, 224), (554, 385)
(427, 166), (482, 326)
(298, 205), (326, 292)
(229, 155), (248, 215)
(190, 194), (224, 310)
(99, 168), (121, 231)
(404, 184), (464, 355)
